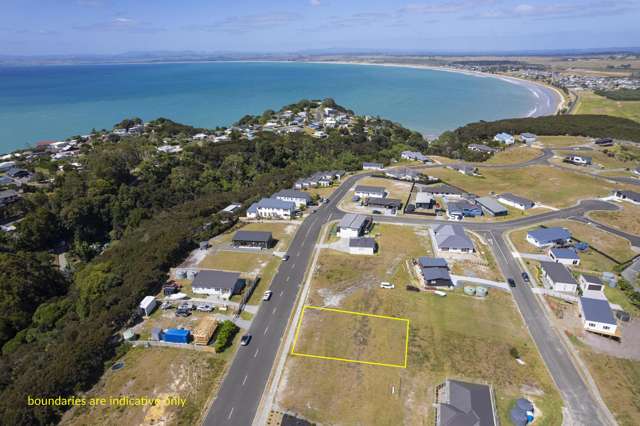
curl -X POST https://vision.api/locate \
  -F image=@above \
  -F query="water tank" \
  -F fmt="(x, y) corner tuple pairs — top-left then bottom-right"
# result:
(475, 286), (488, 297)
(464, 286), (476, 296)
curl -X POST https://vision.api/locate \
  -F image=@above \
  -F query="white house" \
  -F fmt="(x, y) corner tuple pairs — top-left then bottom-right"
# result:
(337, 214), (373, 238)
(579, 274), (605, 295)
(493, 132), (515, 145)
(497, 193), (535, 210)
(139, 296), (157, 316)
(613, 190), (640, 205)
(400, 151), (430, 163)
(362, 162), (384, 171)
(348, 237), (377, 255)
(272, 189), (312, 208)
(520, 133), (537, 144)
(579, 296), (618, 337)
(540, 261), (578, 293)
(548, 247), (580, 266)
(191, 270), (243, 299)
(246, 198), (296, 219)
(354, 185), (386, 199)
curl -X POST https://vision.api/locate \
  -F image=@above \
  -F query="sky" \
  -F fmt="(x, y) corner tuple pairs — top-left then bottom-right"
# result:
(1, 0), (639, 55)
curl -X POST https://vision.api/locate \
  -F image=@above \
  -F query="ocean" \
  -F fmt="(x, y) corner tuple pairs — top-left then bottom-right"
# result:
(0, 61), (542, 153)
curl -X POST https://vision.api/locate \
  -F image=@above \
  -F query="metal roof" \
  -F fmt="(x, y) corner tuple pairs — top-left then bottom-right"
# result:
(339, 213), (371, 230)
(422, 267), (452, 282)
(273, 189), (312, 201)
(540, 261), (577, 284)
(580, 297), (616, 325)
(497, 193), (534, 208)
(433, 224), (475, 251)
(416, 192), (435, 204)
(354, 185), (386, 194)
(349, 237), (376, 248)
(550, 247), (579, 260)
(419, 257), (448, 268)
(255, 197), (296, 210)
(581, 274), (603, 286)
(527, 227), (571, 244)
(233, 230), (273, 243)
(192, 270), (241, 290)
(438, 380), (496, 426)
(475, 197), (508, 215)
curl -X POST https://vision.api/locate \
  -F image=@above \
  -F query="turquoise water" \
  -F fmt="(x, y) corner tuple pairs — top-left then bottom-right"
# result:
(0, 62), (539, 153)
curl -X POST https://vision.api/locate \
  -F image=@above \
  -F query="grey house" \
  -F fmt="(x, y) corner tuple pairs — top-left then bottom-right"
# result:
(0, 189), (20, 207)
(475, 196), (508, 217)
(433, 224), (475, 253)
(540, 261), (578, 293)
(419, 257), (453, 287)
(191, 270), (243, 299)
(435, 379), (497, 426)
(232, 230), (274, 249)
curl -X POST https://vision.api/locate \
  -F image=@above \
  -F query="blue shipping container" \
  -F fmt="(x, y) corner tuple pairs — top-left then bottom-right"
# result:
(162, 328), (190, 344)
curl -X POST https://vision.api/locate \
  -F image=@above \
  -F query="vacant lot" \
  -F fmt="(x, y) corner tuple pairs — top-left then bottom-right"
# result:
(537, 135), (590, 148)
(421, 165), (633, 208)
(61, 347), (227, 426)
(571, 339), (640, 426)
(555, 148), (640, 170)
(277, 225), (562, 425)
(485, 146), (543, 165)
(357, 176), (413, 201)
(590, 203), (640, 236)
(449, 233), (504, 282)
(575, 91), (640, 123)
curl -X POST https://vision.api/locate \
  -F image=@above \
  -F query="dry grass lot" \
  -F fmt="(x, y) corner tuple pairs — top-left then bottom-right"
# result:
(358, 176), (413, 201)
(277, 224), (562, 425)
(574, 91), (640, 123)
(590, 203), (640, 236)
(484, 146), (543, 165)
(570, 340), (640, 426)
(536, 135), (590, 148)
(420, 165), (634, 208)
(449, 233), (504, 282)
(555, 148), (640, 170)
(61, 347), (227, 426)
(305, 186), (338, 199)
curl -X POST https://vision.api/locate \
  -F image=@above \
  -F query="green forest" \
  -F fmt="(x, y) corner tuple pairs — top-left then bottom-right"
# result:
(0, 99), (425, 424)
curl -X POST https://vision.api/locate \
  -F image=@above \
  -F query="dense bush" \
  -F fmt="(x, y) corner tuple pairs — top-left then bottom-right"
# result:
(594, 88), (640, 101)
(214, 321), (240, 353)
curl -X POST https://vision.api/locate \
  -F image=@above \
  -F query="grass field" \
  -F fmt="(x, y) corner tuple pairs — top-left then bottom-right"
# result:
(485, 146), (543, 165)
(358, 176), (413, 201)
(575, 91), (640, 123)
(590, 203), (640, 236)
(420, 165), (632, 208)
(277, 224), (562, 425)
(555, 148), (640, 170)
(570, 339), (640, 426)
(537, 135), (590, 148)
(61, 347), (228, 426)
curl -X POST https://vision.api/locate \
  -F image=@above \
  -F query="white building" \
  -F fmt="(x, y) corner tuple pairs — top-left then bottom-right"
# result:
(246, 198), (296, 219)
(540, 261), (578, 293)
(613, 190), (640, 205)
(354, 185), (386, 199)
(362, 162), (384, 171)
(139, 296), (157, 316)
(191, 270), (243, 299)
(497, 193), (535, 210)
(520, 133), (537, 144)
(579, 297), (618, 337)
(348, 237), (377, 255)
(272, 189), (312, 208)
(337, 214), (373, 238)
(493, 132), (515, 145)
(548, 247), (580, 266)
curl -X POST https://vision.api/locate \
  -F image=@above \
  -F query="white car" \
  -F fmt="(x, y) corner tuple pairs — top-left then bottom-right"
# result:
(196, 304), (214, 312)
(263, 290), (273, 301)
(380, 282), (395, 289)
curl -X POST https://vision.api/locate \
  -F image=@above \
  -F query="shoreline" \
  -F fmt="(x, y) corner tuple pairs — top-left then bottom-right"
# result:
(298, 59), (565, 116)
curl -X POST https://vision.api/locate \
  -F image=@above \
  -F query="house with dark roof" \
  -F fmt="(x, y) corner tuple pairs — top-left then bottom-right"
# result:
(354, 185), (386, 199)
(419, 257), (453, 287)
(526, 227), (571, 248)
(365, 197), (402, 210)
(435, 379), (497, 426)
(191, 270), (243, 299)
(475, 197), (508, 217)
(337, 214), (373, 238)
(0, 189), (20, 207)
(579, 297), (618, 337)
(433, 224), (475, 254)
(497, 193), (535, 210)
(468, 143), (498, 154)
(232, 230), (274, 249)
(579, 274), (605, 295)
(423, 184), (466, 198)
(273, 189), (312, 208)
(400, 151), (430, 163)
(6, 167), (30, 180)
(348, 237), (377, 255)
(385, 167), (421, 181)
(548, 247), (580, 266)
(613, 190), (640, 205)
(540, 261), (578, 293)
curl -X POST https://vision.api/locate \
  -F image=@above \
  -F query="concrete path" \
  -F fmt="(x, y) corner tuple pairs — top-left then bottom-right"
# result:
(450, 274), (509, 290)
(518, 253), (552, 261)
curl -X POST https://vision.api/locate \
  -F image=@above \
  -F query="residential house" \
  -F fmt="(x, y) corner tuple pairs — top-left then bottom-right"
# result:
(6, 167), (31, 180)
(475, 196), (508, 216)
(246, 198), (296, 219)
(0, 176), (13, 186)
(549, 247), (580, 265)
(613, 190), (640, 205)
(337, 214), (373, 238)
(348, 237), (377, 255)
(415, 192), (435, 209)
(362, 162), (384, 171)
(191, 270), (244, 299)
(526, 227), (571, 248)
(232, 230), (274, 249)
(400, 151), (430, 163)
(419, 257), (453, 287)
(579, 296), (618, 337)
(423, 184), (466, 198)
(446, 201), (482, 220)
(221, 203), (242, 214)
(497, 193), (535, 210)
(520, 132), (537, 144)
(468, 143), (498, 154)
(433, 224), (475, 253)
(273, 189), (312, 208)
(435, 379), (497, 426)
(453, 165), (479, 176)
(565, 155), (592, 166)
(493, 132), (515, 145)
(157, 144), (183, 154)
(365, 197), (402, 211)
(0, 161), (16, 172)
(385, 168), (421, 181)
(354, 185), (386, 199)
(540, 261), (578, 293)
(579, 274), (605, 295)
(0, 189), (20, 207)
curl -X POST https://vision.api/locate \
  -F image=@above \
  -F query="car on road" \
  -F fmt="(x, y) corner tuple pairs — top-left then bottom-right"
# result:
(263, 290), (273, 301)
(196, 304), (214, 312)
(521, 272), (530, 283)
(508, 278), (516, 288)
(372, 210), (382, 215)
(380, 282), (395, 289)
(240, 334), (252, 346)
(283, 254), (289, 261)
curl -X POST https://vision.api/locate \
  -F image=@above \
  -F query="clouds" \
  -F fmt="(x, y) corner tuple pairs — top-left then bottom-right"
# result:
(189, 13), (300, 34)
(73, 17), (164, 33)
(472, 0), (638, 19)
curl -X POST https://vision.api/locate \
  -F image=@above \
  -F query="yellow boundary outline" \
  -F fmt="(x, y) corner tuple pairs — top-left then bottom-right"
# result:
(290, 305), (410, 369)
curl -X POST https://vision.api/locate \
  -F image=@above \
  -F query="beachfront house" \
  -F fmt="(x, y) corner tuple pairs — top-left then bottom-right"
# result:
(526, 227), (572, 248)
(497, 193), (535, 210)
(540, 261), (578, 293)
(493, 132), (515, 145)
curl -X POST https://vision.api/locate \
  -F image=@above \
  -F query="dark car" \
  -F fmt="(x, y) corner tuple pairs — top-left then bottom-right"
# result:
(508, 278), (516, 288)
(240, 334), (252, 346)
(405, 204), (416, 213)
(521, 272), (530, 283)
(372, 210), (382, 215)
(283, 254), (290, 261)
(175, 309), (191, 317)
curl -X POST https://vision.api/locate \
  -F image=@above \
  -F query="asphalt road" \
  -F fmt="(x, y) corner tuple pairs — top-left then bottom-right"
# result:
(203, 171), (623, 426)
(202, 177), (355, 426)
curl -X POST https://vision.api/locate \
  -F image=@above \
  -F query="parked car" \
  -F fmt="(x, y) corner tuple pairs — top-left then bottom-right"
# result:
(283, 254), (290, 261)
(179, 302), (194, 311)
(160, 301), (174, 310)
(175, 308), (191, 317)
(263, 290), (273, 301)
(196, 304), (214, 312)
(521, 272), (530, 283)
(508, 278), (516, 288)
(240, 334), (252, 346)
(372, 210), (382, 215)
(405, 204), (415, 213)
(380, 282), (395, 289)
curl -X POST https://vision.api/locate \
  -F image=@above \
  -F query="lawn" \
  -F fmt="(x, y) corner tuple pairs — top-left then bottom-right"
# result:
(537, 135), (591, 148)
(590, 203), (640, 236)
(485, 146), (543, 165)
(570, 339), (640, 426)
(420, 165), (634, 208)
(357, 176), (413, 202)
(304, 185), (338, 199)
(604, 286), (640, 316)
(574, 90), (640, 123)
(60, 347), (228, 426)
(555, 147), (640, 170)
(277, 225), (562, 425)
